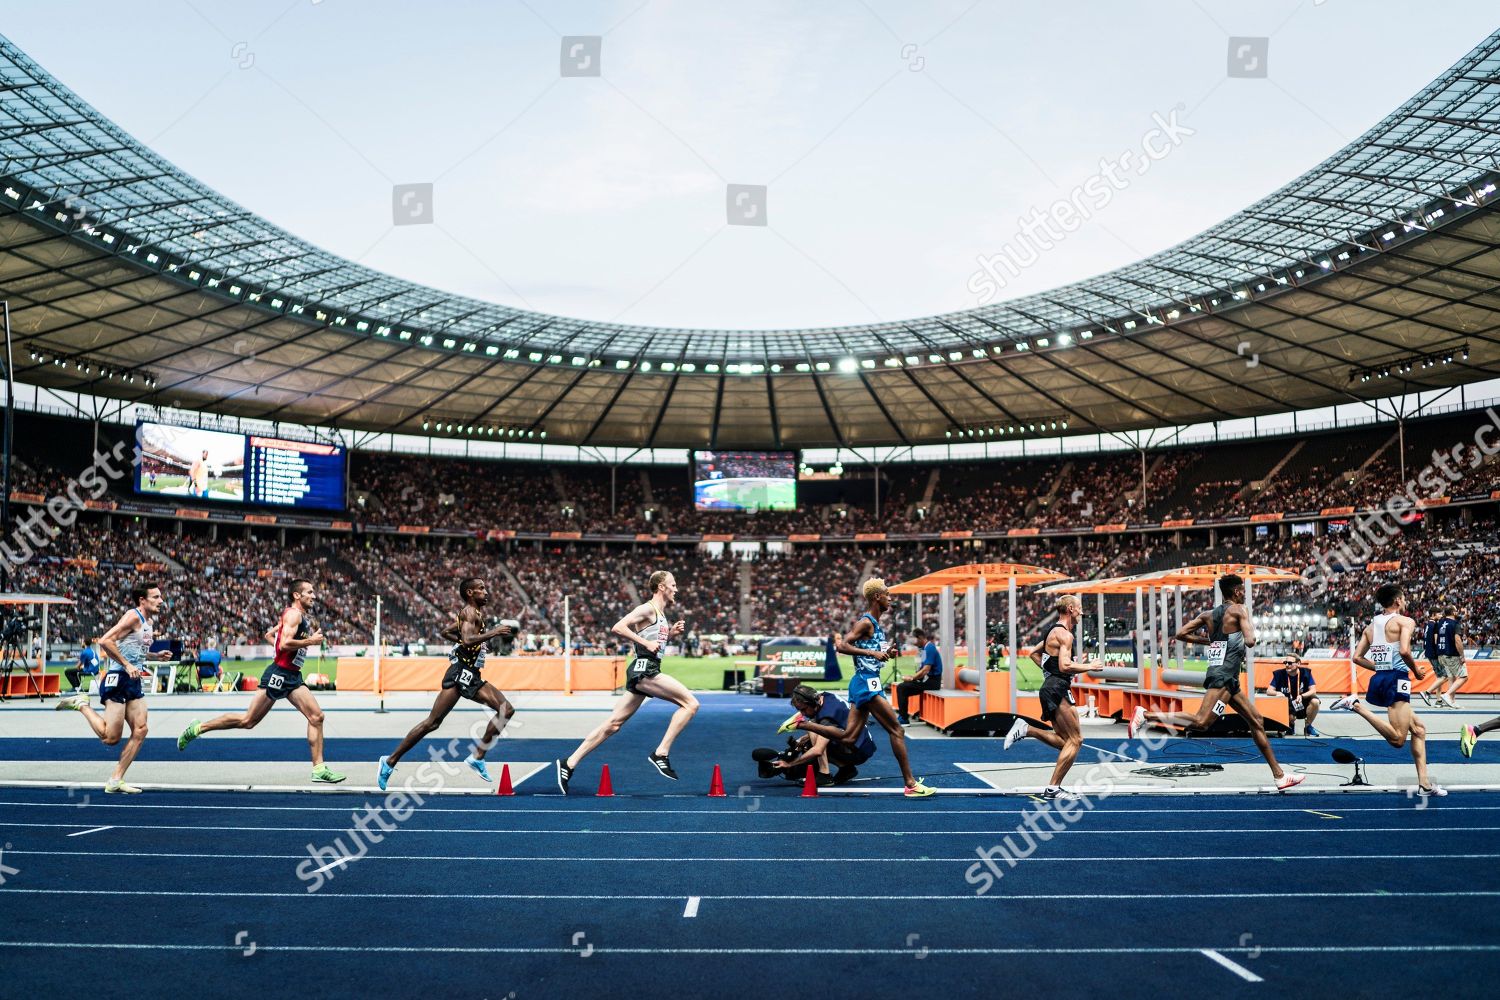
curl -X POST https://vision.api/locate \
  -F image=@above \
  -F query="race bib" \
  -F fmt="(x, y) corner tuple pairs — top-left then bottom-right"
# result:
(1207, 641), (1227, 668)
(101, 673), (118, 691)
(459, 670), (474, 686)
(1370, 646), (1392, 667)
(267, 673), (285, 690)
(866, 677), (881, 693)
(1211, 699), (1227, 717)
(1396, 678), (1411, 695)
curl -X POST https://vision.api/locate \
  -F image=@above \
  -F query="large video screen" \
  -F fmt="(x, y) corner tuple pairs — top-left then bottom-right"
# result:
(135, 423), (245, 503)
(135, 422), (347, 512)
(693, 450), (797, 511)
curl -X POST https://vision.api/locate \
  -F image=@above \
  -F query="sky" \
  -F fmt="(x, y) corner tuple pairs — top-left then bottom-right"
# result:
(5, 0), (1496, 337)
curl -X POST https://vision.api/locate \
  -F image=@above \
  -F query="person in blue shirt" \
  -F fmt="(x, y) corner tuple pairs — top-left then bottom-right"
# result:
(896, 627), (943, 724)
(65, 640), (100, 692)
(763, 685), (878, 786)
(1430, 603), (1468, 708)
(1266, 656), (1321, 736)
(1417, 611), (1443, 707)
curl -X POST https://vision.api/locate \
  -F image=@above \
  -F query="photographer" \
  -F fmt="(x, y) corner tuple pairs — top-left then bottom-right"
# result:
(1267, 655), (1321, 737)
(895, 628), (943, 725)
(753, 685), (875, 786)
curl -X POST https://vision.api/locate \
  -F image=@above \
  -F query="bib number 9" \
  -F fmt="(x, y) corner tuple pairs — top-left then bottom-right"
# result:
(1207, 641), (1227, 667)
(866, 677), (881, 693)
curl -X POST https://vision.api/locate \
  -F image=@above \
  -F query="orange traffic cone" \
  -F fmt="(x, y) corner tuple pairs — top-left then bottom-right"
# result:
(801, 765), (819, 798)
(496, 764), (514, 796)
(596, 764), (614, 797)
(708, 764), (726, 797)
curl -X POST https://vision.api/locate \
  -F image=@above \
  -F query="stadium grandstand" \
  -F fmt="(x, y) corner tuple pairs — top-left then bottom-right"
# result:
(2, 10), (1499, 997)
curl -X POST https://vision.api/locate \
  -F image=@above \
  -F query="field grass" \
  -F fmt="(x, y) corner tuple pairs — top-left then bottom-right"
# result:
(44, 654), (1212, 693)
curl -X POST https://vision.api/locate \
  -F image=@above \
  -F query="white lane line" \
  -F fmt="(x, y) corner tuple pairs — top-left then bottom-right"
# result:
(4, 800), (1500, 816)
(6, 888), (1496, 902)
(64, 826), (111, 838)
(14, 849), (1500, 865)
(6, 821), (1500, 836)
(307, 855), (358, 877)
(0, 941), (1493, 956)
(1200, 948), (1264, 982)
(683, 896), (700, 918)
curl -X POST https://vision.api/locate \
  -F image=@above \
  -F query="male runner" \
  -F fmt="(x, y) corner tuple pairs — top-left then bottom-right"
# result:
(176, 578), (345, 783)
(1331, 583), (1445, 795)
(189, 449), (210, 498)
(377, 577), (517, 790)
(784, 578), (935, 798)
(1129, 573), (1304, 791)
(56, 583), (174, 793)
(1002, 595), (1094, 799)
(554, 570), (698, 793)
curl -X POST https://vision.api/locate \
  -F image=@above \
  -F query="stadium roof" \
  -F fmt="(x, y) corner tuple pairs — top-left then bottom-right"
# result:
(2, 31), (1499, 448)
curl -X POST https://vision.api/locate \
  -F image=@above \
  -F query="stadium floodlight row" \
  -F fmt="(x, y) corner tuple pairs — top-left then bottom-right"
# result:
(1, 31), (1498, 447)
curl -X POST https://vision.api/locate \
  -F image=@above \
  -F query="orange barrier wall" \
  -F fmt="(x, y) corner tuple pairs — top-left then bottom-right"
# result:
(1255, 658), (1500, 695)
(336, 656), (626, 692)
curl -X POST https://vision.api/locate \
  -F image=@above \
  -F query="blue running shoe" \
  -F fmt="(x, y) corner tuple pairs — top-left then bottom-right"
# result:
(377, 755), (394, 792)
(465, 755), (492, 782)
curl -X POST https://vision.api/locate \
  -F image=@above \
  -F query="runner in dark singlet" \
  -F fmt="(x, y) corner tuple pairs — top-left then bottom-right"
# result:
(1001, 595), (1093, 799)
(377, 576), (518, 790)
(554, 570), (698, 793)
(1131, 572), (1304, 791)
(177, 578), (345, 784)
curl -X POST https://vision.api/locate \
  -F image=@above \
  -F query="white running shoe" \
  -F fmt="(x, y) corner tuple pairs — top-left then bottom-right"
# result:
(1128, 706), (1146, 739)
(1330, 694), (1359, 712)
(1275, 773), (1306, 791)
(1003, 718), (1029, 751)
(1417, 783), (1448, 797)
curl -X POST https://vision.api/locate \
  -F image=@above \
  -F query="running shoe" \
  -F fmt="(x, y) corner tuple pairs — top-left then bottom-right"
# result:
(465, 755), (492, 782)
(1442, 697), (1460, 710)
(903, 780), (936, 798)
(898, 714), (911, 725)
(54, 695), (87, 712)
(1003, 717), (1029, 751)
(1330, 694), (1359, 712)
(777, 713), (804, 735)
(1418, 783), (1448, 797)
(555, 758), (573, 795)
(1275, 772), (1306, 791)
(377, 755), (394, 791)
(648, 752), (678, 780)
(1305, 726), (1322, 738)
(1418, 688), (1435, 707)
(104, 779), (141, 794)
(1128, 706), (1146, 739)
(311, 764), (346, 784)
(1040, 786), (1077, 801)
(832, 765), (859, 785)
(176, 720), (201, 751)
(1460, 724), (1477, 758)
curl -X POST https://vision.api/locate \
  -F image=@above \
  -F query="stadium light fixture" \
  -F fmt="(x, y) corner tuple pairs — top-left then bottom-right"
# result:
(682, 363), (696, 372)
(1058, 333), (1073, 346)
(838, 358), (857, 373)
(615, 359), (631, 369)
(860, 359), (875, 369)
(442, 338), (456, 348)
(947, 351), (962, 361)
(485, 345), (499, 356)
(815, 362), (830, 372)
(1036, 338), (1049, 347)
(705, 364), (719, 373)
(661, 362), (676, 372)
(641, 361), (652, 372)
(884, 358), (901, 367)
(905, 356), (919, 365)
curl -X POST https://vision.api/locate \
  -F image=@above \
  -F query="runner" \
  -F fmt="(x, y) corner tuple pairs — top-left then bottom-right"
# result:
(1002, 595), (1093, 799)
(377, 577), (517, 790)
(55, 582), (174, 793)
(176, 578), (345, 784)
(1130, 573), (1305, 791)
(1331, 583), (1445, 795)
(785, 578), (935, 798)
(554, 570), (698, 793)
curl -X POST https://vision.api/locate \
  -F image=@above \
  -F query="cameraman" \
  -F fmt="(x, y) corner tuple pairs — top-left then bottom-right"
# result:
(756, 685), (876, 785)
(65, 639), (101, 693)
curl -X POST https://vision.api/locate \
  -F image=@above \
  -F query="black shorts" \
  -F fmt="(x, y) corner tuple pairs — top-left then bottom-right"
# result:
(1203, 662), (1242, 696)
(828, 740), (876, 766)
(626, 656), (662, 695)
(259, 665), (305, 702)
(1038, 673), (1075, 723)
(442, 661), (486, 700)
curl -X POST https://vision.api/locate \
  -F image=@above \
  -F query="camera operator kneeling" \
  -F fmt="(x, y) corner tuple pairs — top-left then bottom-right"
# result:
(752, 685), (877, 787)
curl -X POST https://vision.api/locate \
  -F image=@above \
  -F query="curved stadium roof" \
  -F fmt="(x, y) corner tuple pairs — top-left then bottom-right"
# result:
(1, 31), (1498, 448)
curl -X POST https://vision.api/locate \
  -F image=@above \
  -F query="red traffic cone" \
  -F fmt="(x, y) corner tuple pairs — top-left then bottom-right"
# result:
(801, 766), (819, 798)
(596, 764), (615, 797)
(708, 764), (726, 797)
(495, 764), (514, 796)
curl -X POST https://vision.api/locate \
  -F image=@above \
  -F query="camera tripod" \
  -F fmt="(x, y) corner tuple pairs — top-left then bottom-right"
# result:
(0, 634), (44, 702)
